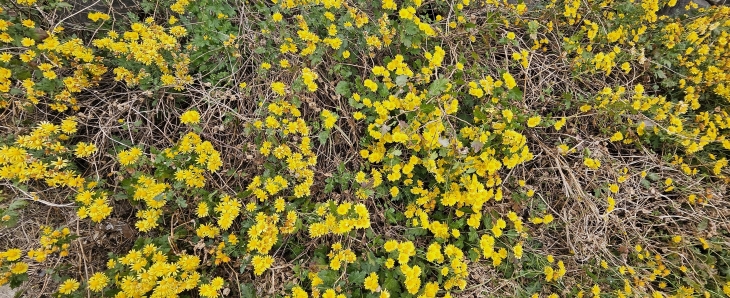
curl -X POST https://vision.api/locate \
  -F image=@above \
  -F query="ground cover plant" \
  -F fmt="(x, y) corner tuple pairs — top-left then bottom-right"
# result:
(0, 0), (729, 296)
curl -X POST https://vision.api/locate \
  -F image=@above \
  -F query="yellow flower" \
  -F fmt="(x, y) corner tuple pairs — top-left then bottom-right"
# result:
(699, 237), (709, 250)
(384, 240), (398, 252)
(181, 110), (201, 125)
(502, 72), (517, 89)
(197, 202), (209, 218)
(22, 19), (36, 28)
(16, 0), (37, 5)
(610, 131), (623, 142)
(606, 197), (615, 213)
(74, 142), (97, 158)
(58, 278), (80, 294)
(364, 272), (380, 292)
(321, 110), (338, 129)
(118, 147), (143, 166)
(0, 53), (12, 63)
(557, 144), (571, 155)
(621, 62), (631, 73)
(271, 82), (286, 96)
(554, 117), (567, 130)
(584, 157), (601, 169)
(513, 242), (523, 259)
(199, 277), (224, 297)
(88, 12), (111, 22)
(8, 262), (27, 275)
(21, 37), (35, 47)
(592, 284), (601, 297)
(364, 79), (378, 92)
(390, 186), (399, 197)
(2, 248), (22, 261)
(252, 254), (274, 275)
(272, 12), (283, 22)
(502, 109), (514, 123)
(608, 183), (619, 194)
(87, 272), (109, 292)
(527, 116), (541, 127)
(543, 214), (554, 224)
(544, 265), (555, 281)
(274, 198), (286, 212)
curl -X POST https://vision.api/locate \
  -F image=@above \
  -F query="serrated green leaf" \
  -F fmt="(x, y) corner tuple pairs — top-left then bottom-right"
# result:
(427, 78), (449, 97)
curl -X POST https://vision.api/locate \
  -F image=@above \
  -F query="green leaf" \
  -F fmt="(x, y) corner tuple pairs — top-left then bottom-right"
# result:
(318, 130), (330, 145)
(349, 270), (368, 285)
(335, 81), (351, 97)
(427, 78), (449, 97)
(319, 269), (339, 285)
(383, 271), (402, 294)
(175, 196), (188, 208)
(240, 283), (257, 298)
(8, 199), (27, 210)
(698, 218), (708, 231)
(420, 103), (436, 114)
(395, 75), (409, 87)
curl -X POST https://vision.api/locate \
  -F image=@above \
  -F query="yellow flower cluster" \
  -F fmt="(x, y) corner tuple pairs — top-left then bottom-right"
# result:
(105, 244), (202, 297)
(27, 226), (72, 262)
(214, 195), (241, 230)
(0, 117), (118, 222)
(0, 248), (28, 286)
(246, 212), (280, 255)
(173, 132), (223, 177)
(94, 20), (192, 90)
(117, 130), (223, 232)
(308, 201), (370, 237)
(129, 175), (168, 232)
(1, 118), (80, 188)
(118, 147), (143, 166)
(87, 12), (111, 22)
(424, 242), (468, 290)
(327, 242), (356, 270)
(180, 110), (201, 125)
(87, 272), (109, 292)
(364, 272), (379, 292)
(321, 109), (338, 129)
(252, 255), (275, 276)
(594, 81), (730, 178)
(381, 239), (463, 296)
(0, 14), (110, 111)
(249, 101), (316, 200)
(198, 277), (224, 297)
(242, 208), (294, 275)
(301, 67), (318, 92)
(397, 5), (436, 37)
(0, 67), (10, 95)
(543, 256), (567, 282)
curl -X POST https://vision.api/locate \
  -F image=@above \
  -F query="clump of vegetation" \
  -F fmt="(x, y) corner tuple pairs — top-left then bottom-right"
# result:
(1, 0), (729, 297)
